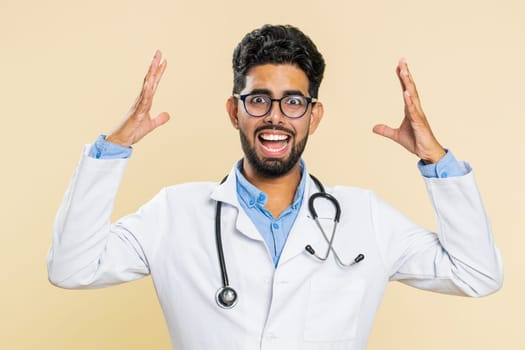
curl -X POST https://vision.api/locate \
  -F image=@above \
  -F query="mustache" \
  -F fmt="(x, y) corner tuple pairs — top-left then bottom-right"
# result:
(254, 125), (296, 137)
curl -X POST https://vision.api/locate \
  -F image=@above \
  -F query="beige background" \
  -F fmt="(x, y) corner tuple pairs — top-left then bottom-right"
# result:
(2, 0), (523, 348)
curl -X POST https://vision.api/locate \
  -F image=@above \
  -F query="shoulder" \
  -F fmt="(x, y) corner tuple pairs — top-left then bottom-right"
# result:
(327, 185), (375, 201)
(139, 181), (219, 213)
(160, 181), (219, 204)
(163, 181), (218, 196)
(319, 184), (378, 213)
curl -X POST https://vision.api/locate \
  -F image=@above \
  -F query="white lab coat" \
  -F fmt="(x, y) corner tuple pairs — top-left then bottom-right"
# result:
(47, 146), (503, 350)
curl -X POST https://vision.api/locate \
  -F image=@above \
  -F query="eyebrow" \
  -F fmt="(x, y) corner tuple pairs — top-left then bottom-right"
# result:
(247, 89), (306, 97)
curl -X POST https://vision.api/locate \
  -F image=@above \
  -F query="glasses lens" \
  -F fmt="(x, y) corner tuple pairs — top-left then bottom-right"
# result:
(245, 94), (271, 117)
(281, 95), (308, 118)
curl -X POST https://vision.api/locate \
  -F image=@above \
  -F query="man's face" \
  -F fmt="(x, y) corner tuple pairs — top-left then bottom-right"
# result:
(227, 64), (323, 178)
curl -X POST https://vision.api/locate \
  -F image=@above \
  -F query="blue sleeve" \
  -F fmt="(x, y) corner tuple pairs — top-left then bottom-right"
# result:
(417, 149), (471, 178)
(88, 135), (133, 159)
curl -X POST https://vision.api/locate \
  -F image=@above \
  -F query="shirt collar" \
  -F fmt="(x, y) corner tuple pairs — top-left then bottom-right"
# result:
(234, 159), (307, 211)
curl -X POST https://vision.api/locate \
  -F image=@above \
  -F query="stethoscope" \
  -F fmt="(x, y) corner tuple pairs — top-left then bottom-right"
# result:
(214, 174), (365, 309)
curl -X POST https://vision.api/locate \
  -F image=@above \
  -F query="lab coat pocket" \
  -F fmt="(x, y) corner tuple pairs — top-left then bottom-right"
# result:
(304, 279), (365, 342)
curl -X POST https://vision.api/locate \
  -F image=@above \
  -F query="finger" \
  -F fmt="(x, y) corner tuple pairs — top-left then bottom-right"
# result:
(134, 80), (155, 116)
(135, 51), (163, 114)
(397, 58), (416, 96)
(372, 124), (398, 142)
(396, 59), (407, 92)
(152, 58), (167, 94)
(398, 60), (427, 117)
(144, 50), (162, 85)
(403, 88), (430, 127)
(151, 111), (171, 129)
(144, 50), (163, 95)
(140, 50), (162, 98)
(130, 51), (159, 109)
(397, 59), (423, 110)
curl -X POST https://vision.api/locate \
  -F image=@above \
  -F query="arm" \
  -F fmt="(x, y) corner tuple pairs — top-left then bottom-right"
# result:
(372, 59), (503, 296)
(47, 51), (170, 288)
(372, 175), (503, 297)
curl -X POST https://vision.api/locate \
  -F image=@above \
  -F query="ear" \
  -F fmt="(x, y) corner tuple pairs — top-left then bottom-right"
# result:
(308, 101), (324, 135)
(226, 96), (239, 129)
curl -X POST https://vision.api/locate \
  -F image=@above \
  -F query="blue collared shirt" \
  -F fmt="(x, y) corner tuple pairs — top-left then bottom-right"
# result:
(234, 160), (307, 266)
(88, 135), (468, 267)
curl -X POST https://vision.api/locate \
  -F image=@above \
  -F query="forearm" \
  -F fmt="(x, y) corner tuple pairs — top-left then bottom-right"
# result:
(423, 171), (503, 296)
(378, 168), (503, 297)
(47, 146), (147, 288)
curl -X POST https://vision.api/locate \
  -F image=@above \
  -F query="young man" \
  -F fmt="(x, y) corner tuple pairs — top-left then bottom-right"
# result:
(48, 25), (503, 349)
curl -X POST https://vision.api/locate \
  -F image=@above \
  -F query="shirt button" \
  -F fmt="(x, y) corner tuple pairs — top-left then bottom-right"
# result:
(258, 193), (266, 202)
(441, 172), (448, 178)
(273, 223), (279, 229)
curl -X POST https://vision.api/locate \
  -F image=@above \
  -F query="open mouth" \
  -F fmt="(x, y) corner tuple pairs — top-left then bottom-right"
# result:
(258, 132), (291, 155)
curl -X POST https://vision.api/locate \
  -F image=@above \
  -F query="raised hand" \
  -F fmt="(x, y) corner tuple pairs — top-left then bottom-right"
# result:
(106, 50), (170, 147)
(372, 59), (446, 164)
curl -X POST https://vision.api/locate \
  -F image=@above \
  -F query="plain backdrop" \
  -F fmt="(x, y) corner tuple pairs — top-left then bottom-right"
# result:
(2, 0), (523, 348)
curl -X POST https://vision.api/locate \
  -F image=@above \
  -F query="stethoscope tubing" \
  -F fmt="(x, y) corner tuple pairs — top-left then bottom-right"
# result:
(215, 176), (238, 309)
(214, 174), (364, 309)
(307, 193), (365, 267)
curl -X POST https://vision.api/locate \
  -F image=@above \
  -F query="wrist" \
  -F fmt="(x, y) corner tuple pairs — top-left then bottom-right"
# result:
(421, 147), (446, 165)
(105, 134), (132, 148)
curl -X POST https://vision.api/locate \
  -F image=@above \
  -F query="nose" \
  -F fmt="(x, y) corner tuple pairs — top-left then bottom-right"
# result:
(264, 100), (285, 125)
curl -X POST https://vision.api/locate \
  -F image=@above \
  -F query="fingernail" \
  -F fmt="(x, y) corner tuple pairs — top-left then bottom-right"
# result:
(404, 90), (411, 97)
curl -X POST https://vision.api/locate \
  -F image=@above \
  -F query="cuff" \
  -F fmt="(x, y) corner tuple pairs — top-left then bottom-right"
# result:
(417, 149), (471, 178)
(88, 135), (133, 159)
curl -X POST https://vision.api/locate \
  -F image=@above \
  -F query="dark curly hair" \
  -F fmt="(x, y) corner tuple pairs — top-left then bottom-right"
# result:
(232, 24), (325, 98)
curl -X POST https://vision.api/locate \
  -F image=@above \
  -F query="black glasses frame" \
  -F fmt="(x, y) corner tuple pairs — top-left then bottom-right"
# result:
(233, 93), (317, 119)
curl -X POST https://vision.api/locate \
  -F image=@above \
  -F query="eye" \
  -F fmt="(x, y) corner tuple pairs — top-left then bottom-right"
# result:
(284, 96), (306, 106)
(248, 95), (270, 105)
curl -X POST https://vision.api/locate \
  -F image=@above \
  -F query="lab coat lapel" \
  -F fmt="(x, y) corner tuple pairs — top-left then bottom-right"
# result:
(278, 177), (322, 266)
(210, 165), (264, 242)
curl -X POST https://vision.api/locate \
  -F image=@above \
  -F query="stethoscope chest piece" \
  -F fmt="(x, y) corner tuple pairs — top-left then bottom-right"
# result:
(215, 286), (238, 309)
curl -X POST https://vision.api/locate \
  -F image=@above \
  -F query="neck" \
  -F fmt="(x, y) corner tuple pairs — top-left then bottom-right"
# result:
(242, 160), (302, 218)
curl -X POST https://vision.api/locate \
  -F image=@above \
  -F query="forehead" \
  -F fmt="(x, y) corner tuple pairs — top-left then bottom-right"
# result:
(243, 64), (309, 95)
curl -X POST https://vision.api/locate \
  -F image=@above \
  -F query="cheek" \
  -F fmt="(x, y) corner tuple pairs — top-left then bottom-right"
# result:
(237, 119), (257, 138)
(295, 120), (312, 137)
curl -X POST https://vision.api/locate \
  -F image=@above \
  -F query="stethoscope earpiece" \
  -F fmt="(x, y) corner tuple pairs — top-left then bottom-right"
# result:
(306, 176), (365, 268)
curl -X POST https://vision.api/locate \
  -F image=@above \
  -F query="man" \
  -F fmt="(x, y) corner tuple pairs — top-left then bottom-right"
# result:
(47, 25), (503, 349)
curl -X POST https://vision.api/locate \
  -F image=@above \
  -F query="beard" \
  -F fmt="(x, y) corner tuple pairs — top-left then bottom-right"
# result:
(239, 126), (308, 178)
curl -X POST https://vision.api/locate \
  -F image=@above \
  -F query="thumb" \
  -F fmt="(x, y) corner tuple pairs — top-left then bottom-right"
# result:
(151, 112), (171, 129)
(372, 124), (397, 141)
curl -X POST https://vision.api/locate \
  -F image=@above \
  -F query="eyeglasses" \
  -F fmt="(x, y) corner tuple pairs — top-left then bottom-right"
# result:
(233, 93), (317, 119)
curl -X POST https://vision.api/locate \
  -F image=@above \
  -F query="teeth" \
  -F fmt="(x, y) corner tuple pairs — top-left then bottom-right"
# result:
(260, 133), (288, 141)
(261, 142), (288, 153)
